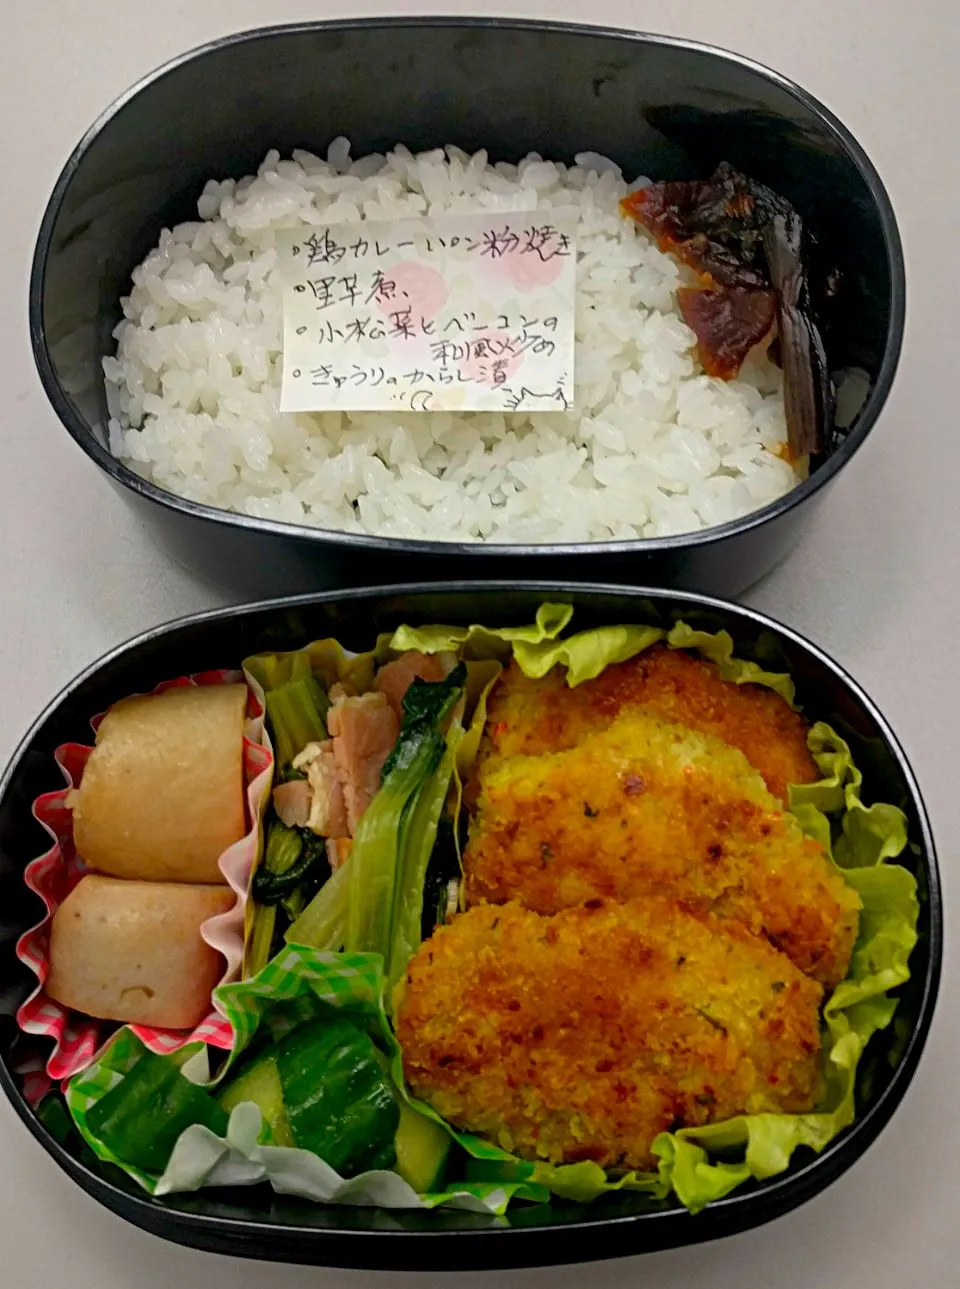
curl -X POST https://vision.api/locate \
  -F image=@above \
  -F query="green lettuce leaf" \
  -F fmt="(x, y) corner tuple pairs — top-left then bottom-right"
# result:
(648, 716), (917, 1213)
(387, 602), (573, 661)
(663, 622), (797, 703)
(388, 610), (797, 696)
(389, 604), (656, 686)
(652, 852), (917, 1209)
(511, 625), (663, 686)
(65, 610), (919, 1218)
(789, 723), (910, 868)
(384, 612), (918, 1213)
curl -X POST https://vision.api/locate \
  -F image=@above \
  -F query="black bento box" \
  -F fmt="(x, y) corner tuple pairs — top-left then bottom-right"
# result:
(0, 584), (940, 1270)
(30, 20), (904, 599)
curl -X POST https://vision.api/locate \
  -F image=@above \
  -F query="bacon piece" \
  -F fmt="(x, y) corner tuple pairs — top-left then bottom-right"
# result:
(327, 692), (400, 834)
(291, 740), (350, 837)
(374, 651), (456, 722)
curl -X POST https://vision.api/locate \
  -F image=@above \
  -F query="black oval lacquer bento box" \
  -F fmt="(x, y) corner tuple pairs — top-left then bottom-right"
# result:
(30, 20), (905, 599)
(0, 584), (940, 1270)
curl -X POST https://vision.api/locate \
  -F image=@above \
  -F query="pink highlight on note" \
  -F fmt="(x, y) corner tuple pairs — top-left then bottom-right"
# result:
(503, 247), (566, 291)
(377, 260), (449, 322)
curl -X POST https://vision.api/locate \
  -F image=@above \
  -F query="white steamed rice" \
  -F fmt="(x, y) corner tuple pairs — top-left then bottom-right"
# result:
(104, 140), (798, 543)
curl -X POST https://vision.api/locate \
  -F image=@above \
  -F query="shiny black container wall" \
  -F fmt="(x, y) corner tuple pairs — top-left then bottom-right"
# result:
(0, 586), (939, 1270)
(32, 22), (904, 598)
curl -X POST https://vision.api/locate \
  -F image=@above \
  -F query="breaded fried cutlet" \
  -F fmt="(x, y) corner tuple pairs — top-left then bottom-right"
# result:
(484, 646), (818, 804)
(396, 900), (824, 1170)
(464, 709), (860, 986)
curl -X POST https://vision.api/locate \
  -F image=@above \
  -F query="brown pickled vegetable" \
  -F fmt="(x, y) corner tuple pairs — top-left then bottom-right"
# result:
(621, 163), (832, 457)
(675, 286), (776, 380)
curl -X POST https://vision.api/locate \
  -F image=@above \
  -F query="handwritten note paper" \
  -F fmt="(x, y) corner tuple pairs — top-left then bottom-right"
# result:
(278, 212), (577, 414)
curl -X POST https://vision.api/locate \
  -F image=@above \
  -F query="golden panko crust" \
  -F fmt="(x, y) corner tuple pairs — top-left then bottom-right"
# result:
(464, 708), (860, 988)
(396, 900), (825, 1170)
(483, 646), (819, 805)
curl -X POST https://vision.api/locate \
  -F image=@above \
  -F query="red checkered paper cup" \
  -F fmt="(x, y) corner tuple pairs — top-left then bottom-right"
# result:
(14, 670), (273, 1091)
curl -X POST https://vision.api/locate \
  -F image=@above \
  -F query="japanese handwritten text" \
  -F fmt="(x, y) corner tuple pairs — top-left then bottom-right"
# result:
(279, 211), (576, 413)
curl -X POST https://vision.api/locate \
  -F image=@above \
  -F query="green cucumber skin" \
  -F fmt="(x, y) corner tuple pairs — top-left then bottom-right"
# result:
(218, 1016), (400, 1176)
(275, 1018), (399, 1175)
(87, 1050), (227, 1174)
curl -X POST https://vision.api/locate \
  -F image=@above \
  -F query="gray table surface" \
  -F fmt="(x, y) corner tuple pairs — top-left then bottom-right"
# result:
(1, 2), (956, 1285)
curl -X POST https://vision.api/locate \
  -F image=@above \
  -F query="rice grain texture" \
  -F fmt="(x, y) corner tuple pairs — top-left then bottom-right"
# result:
(106, 141), (798, 543)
